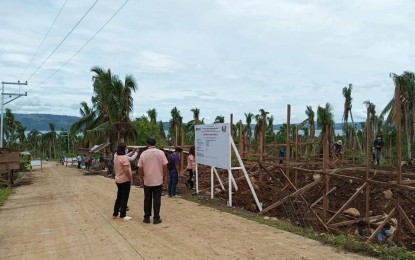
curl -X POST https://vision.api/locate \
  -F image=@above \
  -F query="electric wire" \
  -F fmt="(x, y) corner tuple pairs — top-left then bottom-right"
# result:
(20, 0), (68, 80)
(29, 0), (130, 91)
(26, 0), (99, 82)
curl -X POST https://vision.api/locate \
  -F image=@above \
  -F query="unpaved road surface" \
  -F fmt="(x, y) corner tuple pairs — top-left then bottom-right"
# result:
(0, 163), (375, 259)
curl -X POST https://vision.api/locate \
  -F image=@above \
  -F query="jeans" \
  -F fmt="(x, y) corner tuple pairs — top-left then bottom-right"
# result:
(113, 181), (131, 218)
(168, 172), (178, 196)
(143, 185), (162, 220)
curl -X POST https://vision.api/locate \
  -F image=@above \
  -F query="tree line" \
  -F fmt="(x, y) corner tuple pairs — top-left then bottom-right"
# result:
(2, 67), (414, 163)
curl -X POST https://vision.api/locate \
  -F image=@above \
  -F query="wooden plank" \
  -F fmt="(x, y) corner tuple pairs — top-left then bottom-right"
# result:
(329, 215), (384, 228)
(368, 208), (396, 241)
(0, 153), (20, 163)
(395, 202), (415, 235)
(327, 182), (367, 225)
(0, 162), (20, 171)
(259, 177), (322, 215)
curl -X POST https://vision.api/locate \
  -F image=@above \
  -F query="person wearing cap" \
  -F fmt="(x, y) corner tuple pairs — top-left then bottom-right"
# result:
(138, 137), (168, 224)
(333, 140), (343, 159)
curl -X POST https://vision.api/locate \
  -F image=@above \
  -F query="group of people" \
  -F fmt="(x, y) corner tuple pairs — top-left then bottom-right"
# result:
(76, 154), (93, 170)
(112, 137), (196, 224)
(332, 135), (384, 165)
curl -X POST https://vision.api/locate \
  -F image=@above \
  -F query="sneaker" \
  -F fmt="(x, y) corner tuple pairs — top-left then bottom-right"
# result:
(172, 195), (181, 198)
(143, 218), (150, 223)
(153, 218), (162, 225)
(122, 216), (132, 221)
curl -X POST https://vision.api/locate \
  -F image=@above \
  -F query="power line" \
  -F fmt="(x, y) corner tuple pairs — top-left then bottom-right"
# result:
(30, 0), (130, 91)
(20, 0), (68, 80)
(26, 0), (99, 82)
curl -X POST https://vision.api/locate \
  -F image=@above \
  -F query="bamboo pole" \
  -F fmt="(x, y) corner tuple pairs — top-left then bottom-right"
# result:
(365, 107), (370, 222)
(322, 126), (329, 223)
(395, 83), (403, 242)
(181, 128), (185, 172)
(286, 104), (291, 181)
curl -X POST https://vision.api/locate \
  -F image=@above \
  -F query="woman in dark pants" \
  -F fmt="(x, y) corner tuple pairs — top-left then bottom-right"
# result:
(185, 146), (195, 189)
(112, 143), (137, 220)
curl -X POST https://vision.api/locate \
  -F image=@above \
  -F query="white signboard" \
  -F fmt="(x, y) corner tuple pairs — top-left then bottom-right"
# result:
(195, 123), (231, 170)
(30, 159), (42, 166)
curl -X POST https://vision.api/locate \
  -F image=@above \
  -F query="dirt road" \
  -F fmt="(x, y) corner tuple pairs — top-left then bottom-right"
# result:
(0, 163), (375, 259)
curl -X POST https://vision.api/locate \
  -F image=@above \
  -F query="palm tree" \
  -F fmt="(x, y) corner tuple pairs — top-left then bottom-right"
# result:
(214, 116), (225, 123)
(4, 108), (17, 147)
(342, 84), (361, 150)
(244, 112), (254, 144)
(147, 108), (157, 124)
(27, 129), (42, 157)
(44, 122), (57, 158)
(71, 66), (138, 146)
(363, 100), (378, 139)
(70, 101), (96, 147)
(381, 71), (415, 160)
(317, 103), (334, 135)
(169, 107), (182, 145)
(300, 106), (315, 139)
(16, 121), (26, 149)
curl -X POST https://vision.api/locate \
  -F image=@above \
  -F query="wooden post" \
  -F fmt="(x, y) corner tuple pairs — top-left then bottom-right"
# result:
(175, 125), (178, 146)
(365, 107), (370, 222)
(295, 125), (298, 187)
(395, 82), (403, 242)
(238, 120), (243, 155)
(286, 105), (291, 180)
(322, 126), (329, 223)
(181, 128), (185, 172)
(230, 113), (234, 139)
(258, 114), (265, 163)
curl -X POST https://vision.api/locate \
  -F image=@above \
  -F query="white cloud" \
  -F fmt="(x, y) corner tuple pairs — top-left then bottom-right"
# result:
(0, 0), (413, 126)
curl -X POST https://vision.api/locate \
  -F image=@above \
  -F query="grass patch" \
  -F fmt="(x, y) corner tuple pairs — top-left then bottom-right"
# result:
(0, 187), (12, 206)
(182, 195), (415, 260)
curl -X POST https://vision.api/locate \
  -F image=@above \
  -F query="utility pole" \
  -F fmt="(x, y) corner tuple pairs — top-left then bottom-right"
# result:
(1, 81), (28, 148)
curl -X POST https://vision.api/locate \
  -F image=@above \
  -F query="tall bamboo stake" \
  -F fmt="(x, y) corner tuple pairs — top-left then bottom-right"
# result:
(396, 83), (403, 243)
(365, 107), (370, 222)
(286, 105), (291, 180)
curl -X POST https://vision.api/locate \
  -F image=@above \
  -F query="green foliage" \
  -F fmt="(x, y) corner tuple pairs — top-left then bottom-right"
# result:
(134, 116), (166, 146)
(0, 187), (12, 206)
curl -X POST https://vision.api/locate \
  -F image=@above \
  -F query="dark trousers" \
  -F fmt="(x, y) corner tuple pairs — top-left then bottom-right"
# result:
(143, 185), (162, 220)
(186, 169), (194, 188)
(113, 181), (131, 218)
(77, 161), (81, 169)
(168, 172), (178, 196)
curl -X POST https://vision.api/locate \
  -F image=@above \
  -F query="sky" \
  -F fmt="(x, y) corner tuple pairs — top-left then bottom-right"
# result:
(1, 0), (414, 125)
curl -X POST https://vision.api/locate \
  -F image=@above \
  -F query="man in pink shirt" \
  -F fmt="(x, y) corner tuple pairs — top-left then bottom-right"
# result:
(138, 137), (168, 224)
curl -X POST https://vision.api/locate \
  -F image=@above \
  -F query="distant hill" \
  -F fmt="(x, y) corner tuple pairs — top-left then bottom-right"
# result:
(14, 114), (79, 131)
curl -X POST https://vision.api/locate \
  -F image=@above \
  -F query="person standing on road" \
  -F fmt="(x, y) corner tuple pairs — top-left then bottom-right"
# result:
(112, 143), (136, 221)
(168, 147), (182, 197)
(77, 154), (82, 169)
(138, 137), (168, 224)
(114, 147), (138, 212)
(185, 146), (196, 189)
